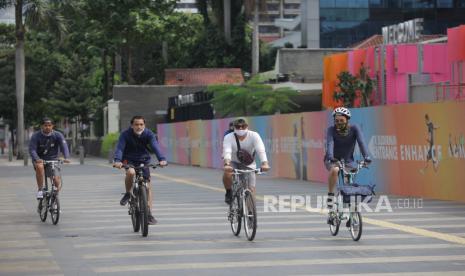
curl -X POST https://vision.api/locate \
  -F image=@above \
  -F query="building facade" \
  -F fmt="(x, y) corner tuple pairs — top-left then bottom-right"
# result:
(320, 0), (465, 48)
(259, 0), (465, 48)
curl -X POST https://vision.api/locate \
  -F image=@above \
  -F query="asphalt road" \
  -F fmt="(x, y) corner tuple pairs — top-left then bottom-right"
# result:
(1, 156), (465, 276)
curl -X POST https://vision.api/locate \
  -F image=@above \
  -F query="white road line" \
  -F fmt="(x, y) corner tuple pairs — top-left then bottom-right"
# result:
(93, 255), (465, 273)
(83, 243), (463, 259)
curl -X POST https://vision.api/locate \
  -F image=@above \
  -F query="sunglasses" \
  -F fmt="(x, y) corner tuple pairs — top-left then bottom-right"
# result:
(334, 119), (346, 123)
(234, 124), (247, 129)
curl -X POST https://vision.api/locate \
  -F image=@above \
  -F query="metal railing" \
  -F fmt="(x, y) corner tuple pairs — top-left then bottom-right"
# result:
(435, 83), (465, 102)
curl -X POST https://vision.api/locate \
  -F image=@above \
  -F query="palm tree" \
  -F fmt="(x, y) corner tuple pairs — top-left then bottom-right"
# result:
(196, 0), (266, 75)
(244, 0), (266, 76)
(0, 0), (66, 159)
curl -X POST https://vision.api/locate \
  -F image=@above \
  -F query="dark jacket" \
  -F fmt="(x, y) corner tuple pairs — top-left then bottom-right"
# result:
(114, 128), (166, 163)
(29, 130), (70, 161)
(325, 124), (369, 163)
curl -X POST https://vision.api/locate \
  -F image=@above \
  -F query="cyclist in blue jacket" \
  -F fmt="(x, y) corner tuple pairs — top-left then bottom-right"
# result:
(29, 118), (70, 199)
(324, 107), (371, 215)
(113, 115), (167, 225)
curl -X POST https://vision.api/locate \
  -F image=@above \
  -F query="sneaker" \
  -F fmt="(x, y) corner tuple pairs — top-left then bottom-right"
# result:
(120, 192), (130, 206)
(327, 212), (335, 225)
(224, 190), (232, 205)
(36, 190), (44, 199)
(148, 214), (157, 225)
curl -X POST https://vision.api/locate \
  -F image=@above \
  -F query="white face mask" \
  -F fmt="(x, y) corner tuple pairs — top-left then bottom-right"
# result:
(134, 128), (145, 136)
(234, 129), (248, 137)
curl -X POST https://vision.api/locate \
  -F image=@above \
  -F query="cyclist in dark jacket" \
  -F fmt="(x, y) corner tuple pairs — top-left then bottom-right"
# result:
(113, 115), (167, 225)
(29, 118), (70, 199)
(324, 107), (371, 212)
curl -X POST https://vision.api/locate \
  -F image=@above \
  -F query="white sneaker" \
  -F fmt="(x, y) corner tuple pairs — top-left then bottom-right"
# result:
(36, 190), (44, 199)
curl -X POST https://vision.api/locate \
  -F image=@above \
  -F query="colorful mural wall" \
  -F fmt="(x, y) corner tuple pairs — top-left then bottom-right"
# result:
(158, 101), (465, 202)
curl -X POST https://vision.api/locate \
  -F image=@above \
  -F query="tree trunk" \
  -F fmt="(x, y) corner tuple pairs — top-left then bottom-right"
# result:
(197, 0), (210, 26)
(103, 49), (109, 102)
(224, 0), (231, 44)
(251, 0), (259, 75)
(127, 45), (134, 84)
(15, 1), (25, 160)
(109, 52), (115, 99)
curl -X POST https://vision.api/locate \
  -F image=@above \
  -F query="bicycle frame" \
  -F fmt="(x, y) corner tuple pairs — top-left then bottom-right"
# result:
(328, 159), (369, 241)
(122, 163), (160, 237)
(43, 160), (63, 193)
(38, 160), (63, 225)
(232, 168), (261, 207)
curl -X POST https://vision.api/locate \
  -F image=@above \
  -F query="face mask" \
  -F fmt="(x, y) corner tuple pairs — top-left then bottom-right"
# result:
(335, 122), (348, 131)
(134, 128), (145, 136)
(41, 130), (53, 136)
(234, 129), (248, 137)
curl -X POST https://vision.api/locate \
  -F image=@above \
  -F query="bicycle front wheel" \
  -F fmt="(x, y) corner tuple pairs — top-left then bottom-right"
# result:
(50, 194), (60, 225)
(130, 192), (140, 232)
(229, 195), (241, 236)
(328, 211), (340, 236)
(349, 211), (363, 241)
(39, 197), (47, 222)
(243, 191), (257, 241)
(139, 186), (149, 237)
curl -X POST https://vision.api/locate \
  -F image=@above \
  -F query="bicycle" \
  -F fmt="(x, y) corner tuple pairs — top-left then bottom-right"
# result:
(37, 160), (64, 225)
(228, 167), (262, 241)
(123, 163), (160, 237)
(327, 159), (374, 241)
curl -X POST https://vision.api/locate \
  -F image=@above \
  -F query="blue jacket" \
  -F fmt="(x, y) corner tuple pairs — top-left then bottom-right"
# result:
(325, 124), (369, 163)
(29, 130), (70, 161)
(114, 128), (166, 163)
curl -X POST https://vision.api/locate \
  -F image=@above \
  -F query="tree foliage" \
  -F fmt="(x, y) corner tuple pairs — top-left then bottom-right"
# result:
(1, 0), (280, 137)
(333, 66), (376, 107)
(208, 78), (299, 117)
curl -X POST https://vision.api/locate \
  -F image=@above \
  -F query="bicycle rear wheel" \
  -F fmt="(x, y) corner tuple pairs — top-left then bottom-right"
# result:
(50, 194), (60, 225)
(130, 192), (140, 232)
(243, 191), (257, 241)
(328, 211), (340, 236)
(229, 195), (241, 236)
(139, 185), (149, 237)
(39, 197), (47, 222)
(349, 211), (362, 241)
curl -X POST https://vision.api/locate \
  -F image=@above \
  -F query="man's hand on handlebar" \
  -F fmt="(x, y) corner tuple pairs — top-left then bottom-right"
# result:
(223, 159), (233, 172)
(159, 160), (168, 167)
(113, 162), (123, 169)
(260, 161), (270, 172)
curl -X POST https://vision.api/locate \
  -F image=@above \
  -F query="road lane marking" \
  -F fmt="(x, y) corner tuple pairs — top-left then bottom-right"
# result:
(0, 260), (61, 273)
(73, 233), (422, 248)
(61, 226), (391, 236)
(291, 271), (465, 276)
(93, 255), (465, 273)
(0, 239), (46, 248)
(83, 243), (463, 259)
(0, 249), (52, 259)
(153, 173), (465, 245)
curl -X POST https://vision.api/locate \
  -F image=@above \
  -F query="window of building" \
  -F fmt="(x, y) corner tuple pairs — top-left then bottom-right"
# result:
(457, 0), (465, 7)
(403, 0), (435, 8)
(259, 25), (279, 33)
(284, 3), (300, 9)
(437, 0), (453, 7)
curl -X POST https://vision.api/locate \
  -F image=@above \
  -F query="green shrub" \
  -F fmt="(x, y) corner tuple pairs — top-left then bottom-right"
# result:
(101, 132), (119, 158)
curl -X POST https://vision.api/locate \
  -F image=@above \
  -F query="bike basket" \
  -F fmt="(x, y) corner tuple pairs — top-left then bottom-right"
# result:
(340, 183), (376, 204)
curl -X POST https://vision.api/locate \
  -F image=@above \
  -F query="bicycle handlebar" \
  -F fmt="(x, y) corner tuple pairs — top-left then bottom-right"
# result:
(120, 163), (164, 170)
(43, 160), (64, 165)
(330, 159), (370, 175)
(233, 168), (263, 175)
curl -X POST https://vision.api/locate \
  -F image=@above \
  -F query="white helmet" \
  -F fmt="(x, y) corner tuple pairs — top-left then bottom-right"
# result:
(332, 107), (351, 119)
